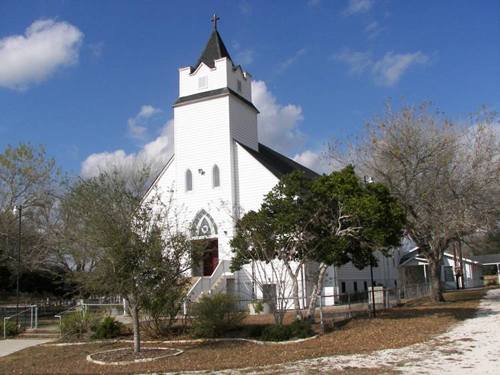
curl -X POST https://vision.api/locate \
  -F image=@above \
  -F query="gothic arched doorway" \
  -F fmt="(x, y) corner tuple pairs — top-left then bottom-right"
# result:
(191, 209), (218, 276)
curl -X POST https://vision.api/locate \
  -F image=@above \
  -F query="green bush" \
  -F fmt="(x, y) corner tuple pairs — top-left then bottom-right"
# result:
(143, 285), (187, 337)
(191, 293), (246, 338)
(92, 316), (123, 339)
(289, 319), (314, 338)
(260, 324), (292, 341)
(260, 320), (314, 341)
(60, 311), (99, 339)
(3, 319), (19, 337)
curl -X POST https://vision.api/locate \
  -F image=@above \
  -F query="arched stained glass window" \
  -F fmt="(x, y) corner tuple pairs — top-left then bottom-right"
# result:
(212, 165), (220, 187)
(185, 169), (192, 191)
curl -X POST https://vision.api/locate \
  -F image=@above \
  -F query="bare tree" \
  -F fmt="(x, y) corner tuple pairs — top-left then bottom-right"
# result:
(0, 143), (65, 278)
(331, 103), (500, 301)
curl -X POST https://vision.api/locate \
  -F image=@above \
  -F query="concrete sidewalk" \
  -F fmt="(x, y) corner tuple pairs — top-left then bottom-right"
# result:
(0, 339), (53, 357)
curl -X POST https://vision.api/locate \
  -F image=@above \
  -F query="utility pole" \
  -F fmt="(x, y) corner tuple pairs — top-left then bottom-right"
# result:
(14, 205), (22, 328)
(370, 259), (376, 318)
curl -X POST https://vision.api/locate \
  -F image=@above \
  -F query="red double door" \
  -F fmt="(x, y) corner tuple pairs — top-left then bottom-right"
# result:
(203, 239), (219, 276)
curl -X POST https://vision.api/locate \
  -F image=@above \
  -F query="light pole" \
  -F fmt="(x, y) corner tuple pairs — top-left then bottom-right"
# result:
(369, 257), (376, 318)
(13, 205), (22, 327)
(364, 176), (377, 318)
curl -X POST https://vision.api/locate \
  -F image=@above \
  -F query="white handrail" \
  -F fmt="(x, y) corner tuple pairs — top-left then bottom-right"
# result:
(3, 305), (37, 339)
(184, 260), (232, 309)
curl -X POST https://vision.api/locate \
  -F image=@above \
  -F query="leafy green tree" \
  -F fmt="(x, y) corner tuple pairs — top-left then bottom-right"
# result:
(63, 166), (193, 353)
(305, 166), (405, 318)
(231, 166), (405, 321)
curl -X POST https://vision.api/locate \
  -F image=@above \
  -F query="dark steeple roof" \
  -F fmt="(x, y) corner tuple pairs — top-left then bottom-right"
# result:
(194, 30), (232, 70)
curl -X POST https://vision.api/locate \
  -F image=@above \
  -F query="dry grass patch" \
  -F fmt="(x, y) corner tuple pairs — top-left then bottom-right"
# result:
(0, 288), (486, 374)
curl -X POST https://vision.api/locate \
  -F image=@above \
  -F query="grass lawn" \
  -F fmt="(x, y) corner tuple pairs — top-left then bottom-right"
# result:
(0, 288), (487, 374)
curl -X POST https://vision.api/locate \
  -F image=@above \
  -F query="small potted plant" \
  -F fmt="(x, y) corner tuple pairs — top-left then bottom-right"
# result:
(248, 299), (271, 315)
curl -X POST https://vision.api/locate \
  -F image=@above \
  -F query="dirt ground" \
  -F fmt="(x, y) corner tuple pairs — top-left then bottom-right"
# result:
(0, 288), (485, 374)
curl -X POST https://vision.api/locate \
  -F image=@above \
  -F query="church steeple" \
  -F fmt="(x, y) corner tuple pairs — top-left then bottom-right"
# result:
(194, 14), (232, 70)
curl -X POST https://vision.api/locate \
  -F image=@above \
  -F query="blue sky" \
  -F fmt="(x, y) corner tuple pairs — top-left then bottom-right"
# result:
(1, 0), (499, 175)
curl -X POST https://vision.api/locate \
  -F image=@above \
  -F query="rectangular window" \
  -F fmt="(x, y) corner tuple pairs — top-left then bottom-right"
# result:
(353, 281), (358, 292)
(198, 76), (208, 89)
(341, 282), (346, 294)
(444, 266), (455, 282)
(237, 80), (242, 92)
(364, 281), (368, 291)
(262, 284), (277, 305)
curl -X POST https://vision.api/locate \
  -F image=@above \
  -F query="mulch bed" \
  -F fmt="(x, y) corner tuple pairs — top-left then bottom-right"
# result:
(0, 288), (488, 374)
(89, 347), (179, 364)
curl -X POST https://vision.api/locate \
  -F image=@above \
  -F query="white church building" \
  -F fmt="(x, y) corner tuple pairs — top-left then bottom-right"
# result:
(145, 20), (481, 309)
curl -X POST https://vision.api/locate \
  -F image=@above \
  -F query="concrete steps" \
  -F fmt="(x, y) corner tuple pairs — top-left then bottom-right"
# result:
(17, 327), (59, 339)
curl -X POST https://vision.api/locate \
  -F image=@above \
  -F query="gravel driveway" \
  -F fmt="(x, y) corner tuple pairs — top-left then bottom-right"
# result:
(251, 288), (500, 374)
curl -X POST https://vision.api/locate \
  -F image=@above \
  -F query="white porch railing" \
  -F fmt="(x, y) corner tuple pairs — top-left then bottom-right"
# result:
(3, 305), (37, 339)
(184, 260), (233, 313)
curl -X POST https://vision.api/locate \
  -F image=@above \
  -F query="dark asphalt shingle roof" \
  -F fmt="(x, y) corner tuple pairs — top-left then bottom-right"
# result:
(194, 30), (232, 70)
(471, 254), (500, 265)
(173, 87), (259, 113)
(239, 142), (319, 179)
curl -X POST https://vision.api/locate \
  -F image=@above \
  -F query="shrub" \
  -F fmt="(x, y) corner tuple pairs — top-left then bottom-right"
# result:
(251, 300), (264, 314)
(3, 319), (19, 337)
(60, 311), (99, 339)
(260, 320), (314, 341)
(92, 316), (123, 339)
(260, 324), (292, 341)
(143, 285), (187, 337)
(289, 319), (314, 338)
(191, 293), (246, 338)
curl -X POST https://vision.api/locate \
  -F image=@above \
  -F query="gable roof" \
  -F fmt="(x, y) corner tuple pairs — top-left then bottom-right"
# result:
(399, 247), (480, 266)
(239, 142), (319, 179)
(194, 30), (232, 70)
(471, 254), (500, 265)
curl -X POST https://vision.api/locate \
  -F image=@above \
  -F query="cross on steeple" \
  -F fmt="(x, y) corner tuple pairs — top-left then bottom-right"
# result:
(211, 14), (220, 30)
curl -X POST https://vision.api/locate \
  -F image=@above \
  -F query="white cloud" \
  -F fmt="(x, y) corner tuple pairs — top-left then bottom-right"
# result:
(334, 49), (429, 86)
(82, 81), (307, 177)
(293, 149), (332, 174)
(235, 49), (254, 66)
(127, 105), (162, 140)
(252, 80), (305, 154)
(308, 0), (321, 6)
(372, 51), (429, 86)
(365, 21), (382, 39)
(277, 48), (306, 74)
(333, 49), (372, 74)
(0, 19), (83, 90)
(81, 120), (174, 178)
(343, 0), (374, 16)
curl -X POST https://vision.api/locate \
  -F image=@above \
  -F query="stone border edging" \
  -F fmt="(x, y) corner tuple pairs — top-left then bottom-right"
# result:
(86, 347), (183, 366)
(43, 335), (318, 347)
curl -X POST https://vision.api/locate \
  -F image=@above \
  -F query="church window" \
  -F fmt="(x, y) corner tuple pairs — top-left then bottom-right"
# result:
(198, 76), (208, 89)
(212, 165), (220, 187)
(237, 80), (242, 93)
(185, 169), (193, 191)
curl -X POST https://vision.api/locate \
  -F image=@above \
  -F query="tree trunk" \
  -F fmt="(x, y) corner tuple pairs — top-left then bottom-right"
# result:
(285, 263), (302, 320)
(428, 258), (445, 302)
(130, 303), (141, 353)
(305, 262), (328, 321)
